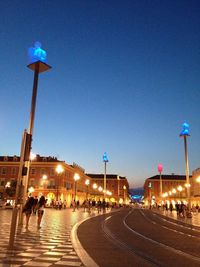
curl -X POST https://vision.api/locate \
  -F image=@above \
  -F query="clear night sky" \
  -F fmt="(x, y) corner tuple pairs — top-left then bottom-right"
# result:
(1, 0), (200, 188)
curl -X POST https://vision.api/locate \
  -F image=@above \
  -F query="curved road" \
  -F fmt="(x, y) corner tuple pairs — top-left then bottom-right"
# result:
(77, 208), (200, 267)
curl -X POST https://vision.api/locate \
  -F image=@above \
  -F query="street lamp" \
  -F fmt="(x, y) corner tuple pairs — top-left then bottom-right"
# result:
(180, 122), (191, 215)
(157, 163), (163, 201)
(98, 186), (103, 195)
(28, 186), (34, 196)
(55, 164), (64, 201)
(117, 175), (120, 204)
(85, 179), (90, 200)
(42, 174), (48, 192)
(123, 185), (126, 204)
(74, 173), (80, 202)
(9, 42), (51, 248)
(103, 152), (109, 198)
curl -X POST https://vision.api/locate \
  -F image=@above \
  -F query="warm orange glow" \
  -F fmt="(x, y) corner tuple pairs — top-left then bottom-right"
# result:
(85, 179), (90, 186)
(56, 164), (64, 174)
(74, 173), (80, 181)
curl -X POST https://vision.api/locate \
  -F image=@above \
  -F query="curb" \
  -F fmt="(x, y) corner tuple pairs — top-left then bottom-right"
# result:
(71, 208), (121, 267)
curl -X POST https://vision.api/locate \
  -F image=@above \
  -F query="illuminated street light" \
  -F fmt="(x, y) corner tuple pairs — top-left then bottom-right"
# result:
(185, 183), (191, 188)
(157, 163), (163, 200)
(85, 179), (90, 200)
(55, 164), (64, 201)
(123, 185), (126, 203)
(74, 173), (80, 202)
(177, 185), (183, 192)
(28, 186), (34, 195)
(30, 152), (36, 161)
(93, 183), (98, 190)
(9, 42), (51, 248)
(117, 175), (120, 204)
(103, 152), (109, 198)
(180, 122), (191, 216)
(42, 174), (47, 180)
(98, 186), (103, 192)
(172, 188), (177, 194)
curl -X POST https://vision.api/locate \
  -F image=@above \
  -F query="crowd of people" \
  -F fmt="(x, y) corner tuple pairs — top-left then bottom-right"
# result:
(22, 196), (119, 229)
(149, 201), (197, 218)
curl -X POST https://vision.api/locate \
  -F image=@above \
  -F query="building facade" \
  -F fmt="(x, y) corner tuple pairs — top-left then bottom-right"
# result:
(143, 174), (192, 206)
(0, 155), (130, 206)
(86, 174), (129, 204)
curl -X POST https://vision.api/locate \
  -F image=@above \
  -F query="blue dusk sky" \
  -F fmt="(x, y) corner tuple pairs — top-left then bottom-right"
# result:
(0, 0), (200, 188)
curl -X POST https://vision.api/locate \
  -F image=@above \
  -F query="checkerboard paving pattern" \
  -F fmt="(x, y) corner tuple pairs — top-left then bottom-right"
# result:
(0, 208), (92, 267)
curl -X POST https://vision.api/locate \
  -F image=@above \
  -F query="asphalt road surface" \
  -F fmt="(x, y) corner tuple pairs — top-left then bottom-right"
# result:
(77, 208), (200, 267)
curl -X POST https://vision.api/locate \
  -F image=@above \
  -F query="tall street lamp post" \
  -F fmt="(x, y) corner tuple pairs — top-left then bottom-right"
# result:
(24, 42), (51, 198)
(180, 122), (191, 216)
(117, 175), (120, 204)
(103, 152), (109, 199)
(9, 42), (51, 248)
(157, 163), (163, 202)
(123, 185), (126, 204)
(85, 179), (90, 200)
(74, 173), (80, 202)
(55, 165), (64, 201)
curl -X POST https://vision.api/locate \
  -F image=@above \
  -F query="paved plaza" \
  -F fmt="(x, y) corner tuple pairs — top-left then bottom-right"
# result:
(0, 207), (98, 267)
(1, 207), (200, 267)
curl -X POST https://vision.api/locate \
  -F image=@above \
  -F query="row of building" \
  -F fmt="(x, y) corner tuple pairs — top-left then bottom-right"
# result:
(143, 168), (200, 207)
(0, 155), (130, 207)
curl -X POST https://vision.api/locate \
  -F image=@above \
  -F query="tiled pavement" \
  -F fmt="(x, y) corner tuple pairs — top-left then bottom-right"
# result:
(0, 208), (99, 267)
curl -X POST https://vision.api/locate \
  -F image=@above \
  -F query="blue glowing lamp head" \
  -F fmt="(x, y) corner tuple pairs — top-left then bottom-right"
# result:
(103, 152), (109, 162)
(28, 41), (47, 64)
(180, 122), (190, 137)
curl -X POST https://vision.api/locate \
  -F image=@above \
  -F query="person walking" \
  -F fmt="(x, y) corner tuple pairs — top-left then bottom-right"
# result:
(22, 196), (35, 228)
(37, 196), (46, 229)
(32, 196), (38, 215)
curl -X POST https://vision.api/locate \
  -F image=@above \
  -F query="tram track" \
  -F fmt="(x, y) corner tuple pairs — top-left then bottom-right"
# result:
(102, 212), (164, 267)
(140, 210), (200, 240)
(101, 208), (200, 267)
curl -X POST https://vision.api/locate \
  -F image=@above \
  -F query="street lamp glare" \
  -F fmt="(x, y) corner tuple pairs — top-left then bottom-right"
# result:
(93, 183), (97, 189)
(98, 186), (103, 192)
(177, 185), (183, 192)
(85, 179), (90, 186)
(30, 152), (36, 160)
(74, 173), (80, 181)
(172, 188), (176, 194)
(42, 174), (47, 180)
(185, 183), (191, 188)
(28, 186), (34, 194)
(196, 177), (200, 183)
(56, 164), (64, 174)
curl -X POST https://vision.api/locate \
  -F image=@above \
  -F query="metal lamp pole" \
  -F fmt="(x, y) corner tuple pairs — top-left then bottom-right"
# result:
(103, 152), (109, 199)
(74, 173), (80, 202)
(117, 175), (120, 204)
(180, 122), (191, 216)
(55, 165), (64, 201)
(9, 42), (51, 248)
(85, 179), (90, 200)
(123, 185), (126, 204)
(158, 164), (163, 202)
